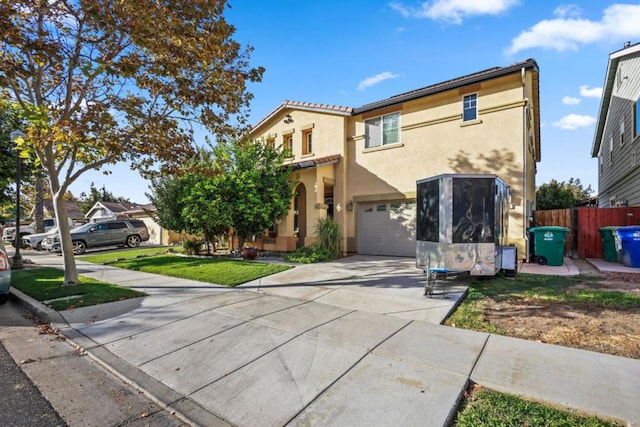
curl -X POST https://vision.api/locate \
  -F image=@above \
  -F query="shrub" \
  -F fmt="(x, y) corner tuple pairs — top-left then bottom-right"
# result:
(315, 217), (341, 259)
(182, 238), (203, 255)
(284, 245), (332, 263)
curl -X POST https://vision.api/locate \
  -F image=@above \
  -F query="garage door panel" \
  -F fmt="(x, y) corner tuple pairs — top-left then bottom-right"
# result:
(358, 202), (416, 257)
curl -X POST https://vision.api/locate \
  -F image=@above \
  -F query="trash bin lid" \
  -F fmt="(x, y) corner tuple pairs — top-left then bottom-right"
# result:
(599, 226), (619, 230)
(529, 226), (569, 232)
(615, 225), (640, 239)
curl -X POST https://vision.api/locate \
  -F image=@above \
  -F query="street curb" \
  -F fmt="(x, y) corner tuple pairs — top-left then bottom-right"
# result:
(9, 288), (68, 325)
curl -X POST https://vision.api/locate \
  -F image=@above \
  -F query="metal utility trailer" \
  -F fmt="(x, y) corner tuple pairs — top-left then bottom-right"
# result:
(416, 174), (517, 296)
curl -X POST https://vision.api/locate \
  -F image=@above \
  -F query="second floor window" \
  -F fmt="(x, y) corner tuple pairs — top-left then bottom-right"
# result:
(283, 134), (293, 155)
(463, 94), (477, 122)
(303, 129), (312, 155)
(365, 112), (400, 148)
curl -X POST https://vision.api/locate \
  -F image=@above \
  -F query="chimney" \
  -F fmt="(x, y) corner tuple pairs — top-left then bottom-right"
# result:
(624, 41), (631, 48)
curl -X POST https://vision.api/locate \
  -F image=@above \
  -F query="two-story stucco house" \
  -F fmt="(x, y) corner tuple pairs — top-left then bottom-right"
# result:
(592, 42), (640, 207)
(251, 59), (540, 259)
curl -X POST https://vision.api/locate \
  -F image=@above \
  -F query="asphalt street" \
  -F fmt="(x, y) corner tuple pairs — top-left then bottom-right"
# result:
(0, 299), (185, 427)
(0, 301), (66, 427)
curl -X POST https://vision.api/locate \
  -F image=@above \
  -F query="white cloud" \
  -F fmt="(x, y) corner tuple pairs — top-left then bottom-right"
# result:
(552, 114), (596, 130)
(507, 3), (640, 54)
(553, 4), (582, 19)
(390, 0), (520, 24)
(579, 85), (603, 98)
(562, 96), (581, 105)
(357, 72), (400, 91)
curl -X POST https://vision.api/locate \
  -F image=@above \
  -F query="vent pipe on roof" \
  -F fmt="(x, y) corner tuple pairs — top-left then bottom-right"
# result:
(624, 41), (631, 48)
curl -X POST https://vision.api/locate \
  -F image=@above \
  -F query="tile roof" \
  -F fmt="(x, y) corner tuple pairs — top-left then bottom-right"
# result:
(251, 101), (352, 133)
(290, 154), (341, 170)
(353, 58), (539, 114)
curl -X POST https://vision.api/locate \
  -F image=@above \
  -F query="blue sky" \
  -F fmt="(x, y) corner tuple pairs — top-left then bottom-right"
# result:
(70, 1), (640, 203)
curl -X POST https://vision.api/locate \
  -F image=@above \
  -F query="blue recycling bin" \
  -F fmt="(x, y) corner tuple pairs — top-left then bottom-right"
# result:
(615, 226), (640, 268)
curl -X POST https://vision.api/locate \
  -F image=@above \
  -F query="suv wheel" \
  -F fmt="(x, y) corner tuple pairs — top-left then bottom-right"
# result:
(126, 235), (141, 248)
(72, 241), (87, 255)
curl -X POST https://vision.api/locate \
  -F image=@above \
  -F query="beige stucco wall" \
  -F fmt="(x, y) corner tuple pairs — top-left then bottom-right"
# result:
(252, 69), (539, 258)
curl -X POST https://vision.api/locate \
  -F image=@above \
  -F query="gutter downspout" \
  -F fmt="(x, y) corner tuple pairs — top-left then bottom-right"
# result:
(521, 67), (530, 263)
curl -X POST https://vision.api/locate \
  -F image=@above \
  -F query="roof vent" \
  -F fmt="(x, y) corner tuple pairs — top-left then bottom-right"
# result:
(624, 41), (631, 48)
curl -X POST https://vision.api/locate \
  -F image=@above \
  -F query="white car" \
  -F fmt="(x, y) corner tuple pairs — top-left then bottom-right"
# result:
(23, 227), (59, 251)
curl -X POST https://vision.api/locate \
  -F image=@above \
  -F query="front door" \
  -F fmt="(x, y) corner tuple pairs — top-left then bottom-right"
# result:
(294, 184), (307, 248)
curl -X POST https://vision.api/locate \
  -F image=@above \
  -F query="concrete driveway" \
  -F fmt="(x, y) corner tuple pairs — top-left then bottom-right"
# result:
(11, 250), (640, 426)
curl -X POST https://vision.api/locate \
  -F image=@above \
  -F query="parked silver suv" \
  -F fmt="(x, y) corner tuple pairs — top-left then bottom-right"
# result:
(44, 219), (150, 255)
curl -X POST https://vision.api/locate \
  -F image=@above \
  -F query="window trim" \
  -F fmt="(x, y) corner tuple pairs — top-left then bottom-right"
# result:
(302, 128), (313, 155)
(634, 97), (640, 139)
(282, 133), (293, 156)
(462, 93), (478, 122)
(364, 111), (401, 149)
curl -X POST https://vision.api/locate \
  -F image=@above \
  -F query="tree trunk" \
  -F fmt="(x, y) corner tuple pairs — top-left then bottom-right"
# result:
(53, 191), (79, 285)
(34, 177), (45, 233)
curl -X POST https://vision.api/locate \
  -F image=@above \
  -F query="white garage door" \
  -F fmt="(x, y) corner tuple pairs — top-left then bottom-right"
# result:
(358, 201), (416, 257)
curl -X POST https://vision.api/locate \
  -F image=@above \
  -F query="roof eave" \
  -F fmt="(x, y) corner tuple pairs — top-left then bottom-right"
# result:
(353, 59), (539, 115)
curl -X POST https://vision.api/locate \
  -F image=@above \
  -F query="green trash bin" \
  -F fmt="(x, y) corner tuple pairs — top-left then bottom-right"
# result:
(529, 226), (569, 266)
(599, 226), (619, 263)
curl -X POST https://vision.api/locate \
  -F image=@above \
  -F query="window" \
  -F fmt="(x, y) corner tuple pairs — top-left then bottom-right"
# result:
(463, 94), (477, 122)
(609, 136), (614, 164)
(620, 119), (625, 146)
(376, 204), (386, 212)
(302, 129), (312, 155)
(283, 134), (293, 155)
(635, 98), (640, 138)
(108, 222), (127, 230)
(365, 112), (400, 148)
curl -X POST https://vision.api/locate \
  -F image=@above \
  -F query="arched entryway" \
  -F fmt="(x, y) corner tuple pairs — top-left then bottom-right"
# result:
(294, 183), (307, 248)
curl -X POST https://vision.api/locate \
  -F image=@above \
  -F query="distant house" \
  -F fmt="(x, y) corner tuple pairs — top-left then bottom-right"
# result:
(85, 201), (182, 245)
(250, 59), (540, 258)
(85, 201), (138, 222)
(29, 199), (85, 223)
(592, 41), (640, 207)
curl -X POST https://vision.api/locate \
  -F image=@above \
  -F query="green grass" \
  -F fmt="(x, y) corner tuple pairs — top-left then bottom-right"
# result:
(456, 387), (621, 426)
(79, 247), (176, 263)
(446, 273), (640, 332)
(105, 254), (292, 287)
(11, 267), (146, 311)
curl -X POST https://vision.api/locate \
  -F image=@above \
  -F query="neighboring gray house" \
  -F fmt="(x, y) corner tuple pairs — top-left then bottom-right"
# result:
(592, 41), (640, 207)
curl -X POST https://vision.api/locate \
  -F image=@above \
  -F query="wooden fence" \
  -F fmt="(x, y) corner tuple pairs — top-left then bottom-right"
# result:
(533, 207), (640, 259)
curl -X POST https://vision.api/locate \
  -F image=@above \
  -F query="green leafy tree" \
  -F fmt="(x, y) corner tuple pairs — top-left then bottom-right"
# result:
(147, 175), (191, 235)
(1, 1), (263, 283)
(0, 94), (22, 209)
(536, 178), (593, 210)
(181, 174), (232, 253)
(213, 139), (294, 251)
(78, 182), (131, 215)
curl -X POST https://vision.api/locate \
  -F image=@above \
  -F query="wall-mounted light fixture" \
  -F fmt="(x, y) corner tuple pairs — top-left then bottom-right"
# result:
(283, 113), (293, 124)
(346, 201), (354, 211)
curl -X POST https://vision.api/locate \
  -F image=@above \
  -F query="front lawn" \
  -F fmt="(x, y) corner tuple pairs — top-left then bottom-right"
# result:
(455, 385), (621, 426)
(11, 267), (146, 311)
(445, 272), (640, 358)
(99, 254), (292, 287)
(79, 247), (175, 264)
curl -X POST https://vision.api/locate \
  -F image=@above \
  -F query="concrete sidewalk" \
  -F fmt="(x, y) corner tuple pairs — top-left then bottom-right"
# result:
(10, 252), (640, 426)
